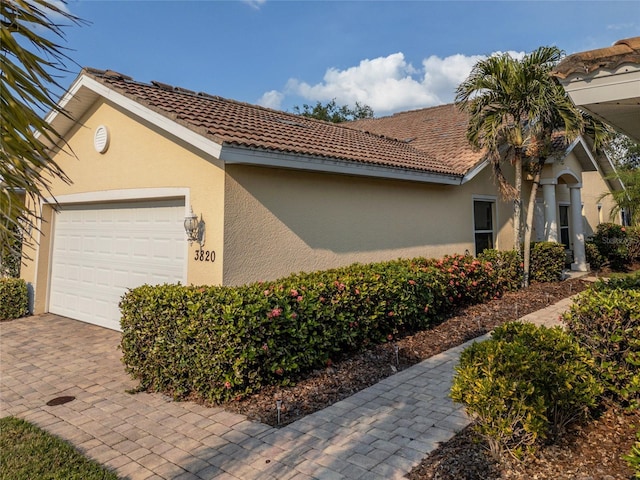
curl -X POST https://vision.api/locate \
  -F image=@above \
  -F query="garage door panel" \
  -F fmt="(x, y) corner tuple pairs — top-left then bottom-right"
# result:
(49, 200), (186, 330)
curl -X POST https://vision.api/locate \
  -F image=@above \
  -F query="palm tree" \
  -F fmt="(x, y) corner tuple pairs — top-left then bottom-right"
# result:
(600, 167), (640, 226)
(456, 46), (608, 287)
(1, 0), (83, 273)
(600, 134), (640, 226)
(455, 53), (529, 251)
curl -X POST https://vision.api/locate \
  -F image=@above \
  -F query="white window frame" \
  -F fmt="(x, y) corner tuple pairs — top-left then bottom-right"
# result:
(472, 195), (497, 256)
(559, 202), (571, 249)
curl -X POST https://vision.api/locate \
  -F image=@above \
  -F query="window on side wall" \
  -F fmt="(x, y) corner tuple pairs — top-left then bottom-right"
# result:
(559, 205), (570, 249)
(474, 200), (495, 256)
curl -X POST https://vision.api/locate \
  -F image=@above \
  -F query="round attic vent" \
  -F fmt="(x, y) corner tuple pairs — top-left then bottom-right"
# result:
(94, 125), (110, 153)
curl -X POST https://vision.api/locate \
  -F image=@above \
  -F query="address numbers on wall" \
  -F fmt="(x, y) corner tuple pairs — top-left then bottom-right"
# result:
(194, 249), (216, 262)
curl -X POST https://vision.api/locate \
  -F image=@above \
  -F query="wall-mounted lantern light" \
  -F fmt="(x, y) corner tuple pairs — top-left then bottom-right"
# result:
(184, 207), (205, 247)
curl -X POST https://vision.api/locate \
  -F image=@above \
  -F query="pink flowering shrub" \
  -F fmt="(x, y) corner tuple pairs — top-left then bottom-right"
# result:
(120, 252), (519, 403)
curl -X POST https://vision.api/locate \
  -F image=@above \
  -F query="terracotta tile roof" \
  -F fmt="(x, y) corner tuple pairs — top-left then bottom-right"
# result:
(552, 37), (640, 79)
(346, 104), (573, 171)
(82, 68), (464, 178)
(345, 104), (484, 173)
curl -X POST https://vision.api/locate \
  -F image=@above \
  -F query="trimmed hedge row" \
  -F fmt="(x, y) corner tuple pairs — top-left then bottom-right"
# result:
(120, 244), (568, 404)
(0, 278), (29, 320)
(121, 254), (515, 403)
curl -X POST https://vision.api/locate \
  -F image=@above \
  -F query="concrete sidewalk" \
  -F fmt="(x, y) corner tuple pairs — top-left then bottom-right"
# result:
(0, 289), (586, 480)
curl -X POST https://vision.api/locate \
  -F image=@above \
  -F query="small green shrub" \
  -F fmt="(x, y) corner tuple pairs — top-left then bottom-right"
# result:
(530, 242), (566, 283)
(624, 429), (640, 478)
(1, 226), (22, 279)
(593, 223), (631, 271)
(564, 280), (640, 409)
(628, 226), (640, 261)
(0, 278), (29, 320)
(592, 270), (640, 291)
(585, 240), (605, 271)
(450, 322), (602, 460)
(478, 249), (523, 291)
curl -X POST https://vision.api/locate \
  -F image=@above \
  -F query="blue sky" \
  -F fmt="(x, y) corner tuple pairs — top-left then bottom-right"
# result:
(54, 0), (639, 116)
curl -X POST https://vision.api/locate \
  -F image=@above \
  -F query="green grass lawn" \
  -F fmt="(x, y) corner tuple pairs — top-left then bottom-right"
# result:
(0, 417), (119, 480)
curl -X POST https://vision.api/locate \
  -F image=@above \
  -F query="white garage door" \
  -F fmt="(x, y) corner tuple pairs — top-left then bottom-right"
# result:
(49, 199), (186, 330)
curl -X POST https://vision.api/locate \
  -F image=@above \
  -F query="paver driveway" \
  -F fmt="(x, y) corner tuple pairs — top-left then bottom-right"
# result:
(1, 297), (575, 479)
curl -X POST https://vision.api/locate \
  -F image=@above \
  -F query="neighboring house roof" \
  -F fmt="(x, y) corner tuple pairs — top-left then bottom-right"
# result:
(76, 68), (463, 180)
(551, 37), (640, 143)
(552, 37), (640, 79)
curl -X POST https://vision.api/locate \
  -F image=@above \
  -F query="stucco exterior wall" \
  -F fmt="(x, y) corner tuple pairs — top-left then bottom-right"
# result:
(582, 171), (619, 235)
(222, 163), (515, 286)
(21, 99), (226, 313)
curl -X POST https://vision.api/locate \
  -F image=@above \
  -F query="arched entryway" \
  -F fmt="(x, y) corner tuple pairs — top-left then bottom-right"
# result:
(539, 169), (588, 271)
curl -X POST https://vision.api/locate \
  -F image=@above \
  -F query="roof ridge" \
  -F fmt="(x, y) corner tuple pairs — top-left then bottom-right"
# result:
(84, 67), (365, 128)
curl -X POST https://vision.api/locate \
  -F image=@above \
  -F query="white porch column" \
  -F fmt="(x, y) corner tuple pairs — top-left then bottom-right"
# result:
(541, 181), (558, 243)
(570, 186), (588, 271)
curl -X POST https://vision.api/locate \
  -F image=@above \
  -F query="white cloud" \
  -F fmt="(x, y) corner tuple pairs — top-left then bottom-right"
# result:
(268, 50), (526, 116)
(257, 90), (284, 109)
(285, 53), (436, 114)
(243, 0), (267, 10)
(38, 0), (73, 21)
(421, 54), (486, 105)
(607, 22), (637, 31)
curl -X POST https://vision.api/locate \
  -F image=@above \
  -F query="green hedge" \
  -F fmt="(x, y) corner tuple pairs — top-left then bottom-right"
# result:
(0, 278), (29, 320)
(478, 249), (523, 291)
(479, 243), (565, 286)
(585, 240), (605, 271)
(592, 223), (632, 271)
(120, 254), (511, 403)
(530, 242), (566, 282)
(563, 272), (640, 408)
(627, 226), (640, 261)
(624, 429), (640, 478)
(451, 322), (602, 459)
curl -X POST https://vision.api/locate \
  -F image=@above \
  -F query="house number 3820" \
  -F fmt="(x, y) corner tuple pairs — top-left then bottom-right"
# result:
(194, 249), (216, 262)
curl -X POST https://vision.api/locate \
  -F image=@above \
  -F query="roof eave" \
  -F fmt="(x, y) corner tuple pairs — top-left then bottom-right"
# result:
(43, 73), (224, 162)
(220, 145), (464, 185)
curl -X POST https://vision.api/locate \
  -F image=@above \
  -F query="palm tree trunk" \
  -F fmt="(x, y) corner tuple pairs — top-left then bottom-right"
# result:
(523, 158), (546, 287)
(513, 154), (523, 253)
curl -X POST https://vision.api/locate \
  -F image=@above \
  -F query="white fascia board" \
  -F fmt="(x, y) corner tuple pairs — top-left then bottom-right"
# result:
(43, 187), (190, 207)
(576, 136), (600, 172)
(544, 136), (598, 172)
(460, 159), (488, 184)
(563, 136), (622, 191)
(560, 66), (640, 105)
(46, 75), (223, 160)
(220, 145), (464, 185)
(572, 135), (618, 178)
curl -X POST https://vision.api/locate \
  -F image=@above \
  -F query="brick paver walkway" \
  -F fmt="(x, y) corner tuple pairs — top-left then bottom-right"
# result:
(0, 287), (588, 480)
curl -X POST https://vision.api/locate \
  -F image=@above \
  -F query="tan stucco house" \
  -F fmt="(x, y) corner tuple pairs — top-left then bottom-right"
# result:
(21, 68), (621, 330)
